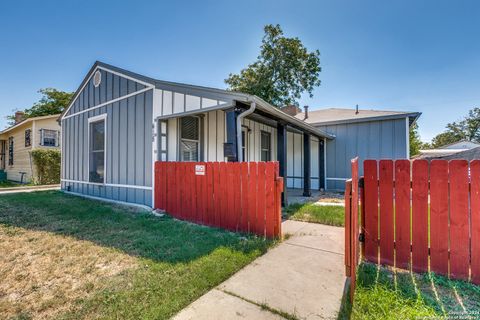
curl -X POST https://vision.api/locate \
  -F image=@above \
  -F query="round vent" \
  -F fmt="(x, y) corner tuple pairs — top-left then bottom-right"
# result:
(93, 70), (102, 87)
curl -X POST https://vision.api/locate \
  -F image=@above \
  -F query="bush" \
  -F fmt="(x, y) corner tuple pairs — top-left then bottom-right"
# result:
(31, 149), (61, 185)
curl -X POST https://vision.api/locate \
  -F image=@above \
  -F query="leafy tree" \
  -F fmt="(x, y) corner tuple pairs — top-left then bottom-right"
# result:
(225, 24), (321, 107)
(409, 123), (428, 156)
(430, 107), (480, 148)
(7, 88), (73, 124)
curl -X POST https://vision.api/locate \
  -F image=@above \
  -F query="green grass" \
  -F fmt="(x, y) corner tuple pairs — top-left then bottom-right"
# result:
(0, 191), (273, 319)
(350, 262), (480, 319)
(0, 180), (17, 188)
(285, 203), (345, 226)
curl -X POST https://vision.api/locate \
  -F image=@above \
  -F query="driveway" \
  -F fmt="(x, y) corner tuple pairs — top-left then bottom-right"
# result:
(174, 220), (346, 319)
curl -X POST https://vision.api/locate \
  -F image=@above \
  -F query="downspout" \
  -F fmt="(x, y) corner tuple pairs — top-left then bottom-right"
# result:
(236, 100), (256, 162)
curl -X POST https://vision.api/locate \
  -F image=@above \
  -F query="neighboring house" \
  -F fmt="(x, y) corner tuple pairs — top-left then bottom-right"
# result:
(415, 140), (480, 159)
(60, 61), (420, 207)
(0, 113), (61, 182)
(294, 107), (421, 189)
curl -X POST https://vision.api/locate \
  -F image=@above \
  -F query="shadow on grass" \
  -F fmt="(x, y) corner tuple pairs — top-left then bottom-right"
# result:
(352, 262), (480, 318)
(0, 191), (271, 264)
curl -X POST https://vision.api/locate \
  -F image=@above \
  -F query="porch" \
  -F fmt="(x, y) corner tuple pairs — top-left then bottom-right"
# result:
(154, 98), (334, 204)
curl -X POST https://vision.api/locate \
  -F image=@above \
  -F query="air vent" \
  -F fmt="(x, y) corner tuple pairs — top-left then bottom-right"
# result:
(93, 70), (101, 87)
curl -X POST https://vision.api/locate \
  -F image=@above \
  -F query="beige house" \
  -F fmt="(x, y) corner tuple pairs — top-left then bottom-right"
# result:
(0, 112), (61, 183)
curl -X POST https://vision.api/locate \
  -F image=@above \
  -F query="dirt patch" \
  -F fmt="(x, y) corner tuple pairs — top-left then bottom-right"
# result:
(0, 225), (138, 320)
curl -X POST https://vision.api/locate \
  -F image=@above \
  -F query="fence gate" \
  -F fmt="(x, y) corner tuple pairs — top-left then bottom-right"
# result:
(361, 159), (480, 284)
(344, 157), (359, 302)
(154, 161), (284, 238)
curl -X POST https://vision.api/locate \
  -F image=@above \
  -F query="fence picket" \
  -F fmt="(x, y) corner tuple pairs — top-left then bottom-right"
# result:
(449, 160), (470, 280)
(379, 160), (394, 266)
(471, 160), (480, 284)
(265, 163), (276, 238)
(363, 160), (379, 263)
(395, 160), (411, 270)
(430, 160), (449, 275)
(412, 160), (429, 273)
(248, 163), (258, 233)
(256, 162), (267, 237)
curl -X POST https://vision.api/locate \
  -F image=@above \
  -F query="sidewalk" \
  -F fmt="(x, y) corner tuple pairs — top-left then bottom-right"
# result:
(0, 184), (60, 194)
(174, 220), (346, 320)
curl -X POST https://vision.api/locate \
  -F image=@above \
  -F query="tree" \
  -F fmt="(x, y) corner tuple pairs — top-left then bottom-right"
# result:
(7, 88), (73, 124)
(409, 123), (428, 157)
(430, 107), (480, 148)
(225, 24), (321, 107)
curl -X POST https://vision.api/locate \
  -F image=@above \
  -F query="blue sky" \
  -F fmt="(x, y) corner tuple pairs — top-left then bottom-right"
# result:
(0, 0), (479, 141)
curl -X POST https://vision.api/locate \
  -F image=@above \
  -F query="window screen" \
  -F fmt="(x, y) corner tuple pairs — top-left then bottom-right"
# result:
(89, 120), (105, 183)
(180, 116), (200, 161)
(261, 131), (271, 161)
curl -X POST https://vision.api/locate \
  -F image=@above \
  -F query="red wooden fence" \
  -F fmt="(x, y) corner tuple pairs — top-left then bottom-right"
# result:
(362, 159), (480, 284)
(154, 161), (284, 238)
(345, 157), (359, 302)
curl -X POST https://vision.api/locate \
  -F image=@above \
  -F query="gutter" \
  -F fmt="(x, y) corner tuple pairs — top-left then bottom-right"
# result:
(236, 100), (256, 162)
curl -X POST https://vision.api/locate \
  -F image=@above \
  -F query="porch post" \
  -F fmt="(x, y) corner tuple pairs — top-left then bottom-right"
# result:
(303, 133), (311, 197)
(277, 122), (287, 206)
(319, 138), (325, 190)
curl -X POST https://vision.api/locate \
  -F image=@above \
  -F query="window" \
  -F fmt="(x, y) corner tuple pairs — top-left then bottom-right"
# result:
(8, 137), (13, 166)
(180, 116), (200, 161)
(25, 129), (31, 147)
(261, 131), (271, 161)
(41, 129), (58, 147)
(89, 117), (106, 183)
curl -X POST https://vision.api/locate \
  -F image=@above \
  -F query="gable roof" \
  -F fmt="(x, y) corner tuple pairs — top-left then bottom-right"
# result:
(1, 114), (60, 135)
(296, 107), (421, 126)
(60, 61), (335, 139)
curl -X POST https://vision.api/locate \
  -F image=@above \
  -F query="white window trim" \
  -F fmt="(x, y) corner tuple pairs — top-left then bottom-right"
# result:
(88, 113), (107, 185)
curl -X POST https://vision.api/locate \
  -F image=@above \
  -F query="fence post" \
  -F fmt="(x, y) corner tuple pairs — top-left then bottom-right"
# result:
(345, 179), (352, 277)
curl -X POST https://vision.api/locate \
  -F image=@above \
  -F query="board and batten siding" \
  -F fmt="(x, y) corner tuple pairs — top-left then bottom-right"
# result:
(286, 132), (321, 189)
(316, 117), (409, 190)
(61, 68), (154, 206)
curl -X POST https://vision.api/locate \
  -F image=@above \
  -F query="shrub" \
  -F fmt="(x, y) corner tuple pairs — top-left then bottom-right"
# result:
(31, 149), (61, 185)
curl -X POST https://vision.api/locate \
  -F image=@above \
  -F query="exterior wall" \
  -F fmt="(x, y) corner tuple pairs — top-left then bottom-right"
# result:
(316, 117), (408, 190)
(163, 111), (322, 190)
(61, 68), (154, 206)
(163, 111), (278, 162)
(33, 117), (61, 149)
(0, 123), (33, 182)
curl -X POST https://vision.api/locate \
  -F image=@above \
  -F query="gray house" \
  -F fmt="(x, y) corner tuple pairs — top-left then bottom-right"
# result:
(60, 61), (420, 207)
(295, 108), (421, 189)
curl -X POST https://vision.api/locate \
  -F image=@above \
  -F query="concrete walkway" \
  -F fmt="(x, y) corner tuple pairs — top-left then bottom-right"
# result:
(174, 220), (346, 320)
(0, 185), (60, 194)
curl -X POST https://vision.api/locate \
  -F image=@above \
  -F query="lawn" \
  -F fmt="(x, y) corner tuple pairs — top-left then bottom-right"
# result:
(0, 180), (18, 188)
(0, 191), (272, 320)
(350, 262), (480, 319)
(285, 203), (345, 227)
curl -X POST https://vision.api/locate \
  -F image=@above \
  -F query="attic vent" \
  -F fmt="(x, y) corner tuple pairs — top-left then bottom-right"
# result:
(93, 70), (102, 87)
